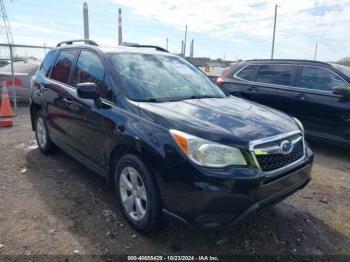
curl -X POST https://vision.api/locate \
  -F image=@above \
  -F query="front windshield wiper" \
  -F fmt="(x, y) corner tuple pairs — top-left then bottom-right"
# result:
(135, 95), (223, 103)
(135, 98), (162, 102)
(136, 97), (186, 102)
(183, 95), (223, 100)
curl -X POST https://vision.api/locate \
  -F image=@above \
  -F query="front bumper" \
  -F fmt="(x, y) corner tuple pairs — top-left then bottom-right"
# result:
(160, 147), (313, 229)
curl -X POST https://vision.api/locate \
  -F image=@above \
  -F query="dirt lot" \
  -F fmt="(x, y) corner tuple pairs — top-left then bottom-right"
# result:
(0, 107), (349, 258)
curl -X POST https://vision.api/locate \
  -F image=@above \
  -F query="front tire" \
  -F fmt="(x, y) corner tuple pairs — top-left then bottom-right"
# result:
(35, 111), (55, 154)
(114, 154), (162, 232)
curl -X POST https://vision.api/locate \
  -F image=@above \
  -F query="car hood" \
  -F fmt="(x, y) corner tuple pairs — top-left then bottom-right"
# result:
(138, 96), (299, 149)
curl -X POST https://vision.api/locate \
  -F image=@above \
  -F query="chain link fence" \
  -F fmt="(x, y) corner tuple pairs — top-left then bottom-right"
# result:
(0, 43), (52, 110)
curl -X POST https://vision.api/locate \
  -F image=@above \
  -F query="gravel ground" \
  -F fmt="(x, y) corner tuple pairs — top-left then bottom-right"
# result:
(0, 107), (349, 258)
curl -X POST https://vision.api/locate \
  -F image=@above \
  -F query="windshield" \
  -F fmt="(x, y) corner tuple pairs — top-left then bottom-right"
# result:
(108, 53), (225, 101)
(331, 63), (350, 78)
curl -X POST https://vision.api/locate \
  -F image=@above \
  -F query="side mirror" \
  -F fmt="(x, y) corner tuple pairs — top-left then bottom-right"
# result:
(77, 82), (102, 108)
(332, 85), (350, 98)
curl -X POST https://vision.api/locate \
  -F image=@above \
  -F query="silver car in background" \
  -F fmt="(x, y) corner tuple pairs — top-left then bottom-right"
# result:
(0, 59), (40, 105)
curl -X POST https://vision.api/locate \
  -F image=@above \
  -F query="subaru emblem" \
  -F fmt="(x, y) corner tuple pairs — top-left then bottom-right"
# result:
(280, 140), (293, 154)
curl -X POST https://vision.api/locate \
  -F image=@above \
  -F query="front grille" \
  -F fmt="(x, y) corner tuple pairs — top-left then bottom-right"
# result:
(256, 139), (304, 172)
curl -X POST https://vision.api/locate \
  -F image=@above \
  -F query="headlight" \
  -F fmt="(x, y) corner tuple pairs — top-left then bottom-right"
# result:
(293, 117), (304, 133)
(170, 130), (247, 168)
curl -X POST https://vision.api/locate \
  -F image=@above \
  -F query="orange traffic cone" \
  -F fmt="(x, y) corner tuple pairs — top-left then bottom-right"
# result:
(0, 82), (15, 117)
(0, 81), (14, 127)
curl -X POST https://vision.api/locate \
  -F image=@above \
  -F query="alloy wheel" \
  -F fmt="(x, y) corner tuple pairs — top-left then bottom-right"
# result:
(36, 116), (47, 149)
(119, 166), (148, 222)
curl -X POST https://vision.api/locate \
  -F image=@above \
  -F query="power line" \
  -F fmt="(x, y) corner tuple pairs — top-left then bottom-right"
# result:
(0, 0), (15, 57)
(4, 3), (349, 60)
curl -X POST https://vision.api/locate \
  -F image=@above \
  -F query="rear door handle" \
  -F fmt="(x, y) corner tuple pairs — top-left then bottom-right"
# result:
(295, 93), (307, 100)
(63, 98), (73, 106)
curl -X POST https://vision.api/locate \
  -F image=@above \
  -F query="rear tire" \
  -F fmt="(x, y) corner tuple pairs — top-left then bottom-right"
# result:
(114, 154), (162, 232)
(34, 111), (56, 154)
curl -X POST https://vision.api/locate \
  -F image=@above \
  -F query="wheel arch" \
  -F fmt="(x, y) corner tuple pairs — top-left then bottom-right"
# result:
(107, 140), (164, 195)
(30, 102), (42, 131)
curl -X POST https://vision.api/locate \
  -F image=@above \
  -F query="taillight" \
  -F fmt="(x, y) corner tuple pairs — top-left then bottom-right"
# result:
(216, 77), (224, 87)
(4, 77), (22, 87)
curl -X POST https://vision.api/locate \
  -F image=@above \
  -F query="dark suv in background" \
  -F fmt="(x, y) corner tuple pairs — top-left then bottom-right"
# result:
(217, 60), (350, 146)
(30, 40), (313, 232)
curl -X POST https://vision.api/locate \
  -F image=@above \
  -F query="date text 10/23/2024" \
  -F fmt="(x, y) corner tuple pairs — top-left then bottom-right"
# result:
(127, 256), (220, 261)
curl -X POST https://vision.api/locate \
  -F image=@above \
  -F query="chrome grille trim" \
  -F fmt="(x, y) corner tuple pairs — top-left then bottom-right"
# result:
(253, 136), (302, 156)
(249, 130), (306, 176)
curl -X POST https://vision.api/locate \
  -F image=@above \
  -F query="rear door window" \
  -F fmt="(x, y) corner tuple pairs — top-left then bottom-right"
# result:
(40, 50), (59, 77)
(236, 65), (258, 81)
(256, 64), (294, 86)
(50, 50), (77, 84)
(299, 66), (348, 92)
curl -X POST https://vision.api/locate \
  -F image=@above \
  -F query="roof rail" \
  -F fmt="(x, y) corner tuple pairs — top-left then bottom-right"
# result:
(122, 43), (168, 53)
(244, 58), (329, 65)
(56, 39), (98, 47)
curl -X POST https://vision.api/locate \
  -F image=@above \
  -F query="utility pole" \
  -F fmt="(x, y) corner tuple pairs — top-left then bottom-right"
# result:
(181, 40), (184, 56)
(166, 38), (168, 50)
(118, 8), (123, 45)
(83, 2), (89, 39)
(190, 39), (194, 58)
(183, 25), (187, 57)
(271, 4), (280, 59)
(314, 43), (318, 60)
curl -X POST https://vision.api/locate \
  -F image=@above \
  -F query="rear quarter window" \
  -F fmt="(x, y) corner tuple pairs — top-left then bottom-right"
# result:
(235, 65), (258, 81)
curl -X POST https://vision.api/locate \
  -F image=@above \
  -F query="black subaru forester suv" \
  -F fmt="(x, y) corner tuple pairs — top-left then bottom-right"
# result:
(30, 40), (313, 232)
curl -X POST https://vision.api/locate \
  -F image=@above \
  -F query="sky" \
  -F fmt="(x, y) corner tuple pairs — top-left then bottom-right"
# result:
(3, 0), (350, 61)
